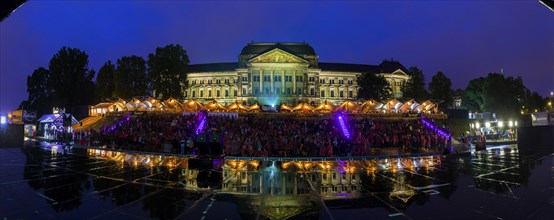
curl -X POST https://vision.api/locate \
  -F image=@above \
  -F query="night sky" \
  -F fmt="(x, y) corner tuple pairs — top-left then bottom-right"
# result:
(1, 1), (553, 113)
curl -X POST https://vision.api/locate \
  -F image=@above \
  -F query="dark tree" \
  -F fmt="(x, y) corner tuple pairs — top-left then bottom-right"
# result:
(525, 91), (545, 112)
(357, 72), (391, 102)
(429, 71), (453, 109)
(461, 77), (486, 112)
(26, 67), (52, 114)
(462, 73), (530, 118)
(401, 66), (429, 101)
(147, 44), (189, 100)
(482, 73), (524, 118)
(115, 55), (149, 99)
(95, 61), (116, 101)
(48, 47), (96, 110)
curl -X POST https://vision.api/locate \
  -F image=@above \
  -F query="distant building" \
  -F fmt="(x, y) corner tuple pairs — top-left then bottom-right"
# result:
(185, 42), (410, 106)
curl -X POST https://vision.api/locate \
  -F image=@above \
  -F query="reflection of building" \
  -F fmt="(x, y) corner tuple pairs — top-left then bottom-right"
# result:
(185, 42), (410, 105)
(221, 161), (362, 198)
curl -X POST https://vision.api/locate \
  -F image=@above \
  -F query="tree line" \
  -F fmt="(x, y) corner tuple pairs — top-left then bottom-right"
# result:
(25, 44), (189, 115)
(357, 66), (547, 119)
(25, 45), (547, 119)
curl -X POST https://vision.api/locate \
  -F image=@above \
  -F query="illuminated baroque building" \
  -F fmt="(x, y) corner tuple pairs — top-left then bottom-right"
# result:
(185, 42), (410, 106)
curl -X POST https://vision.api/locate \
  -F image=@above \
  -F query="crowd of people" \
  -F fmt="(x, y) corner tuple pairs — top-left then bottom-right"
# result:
(75, 112), (452, 157)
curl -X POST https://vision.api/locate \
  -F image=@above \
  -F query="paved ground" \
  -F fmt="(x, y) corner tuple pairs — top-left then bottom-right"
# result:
(0, 140), (553, 219)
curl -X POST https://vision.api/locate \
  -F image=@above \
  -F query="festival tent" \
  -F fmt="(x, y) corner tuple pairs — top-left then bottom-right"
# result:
(279, 103), (292, 112)
(112, 98), (128, 111)
(398, 99), (419, 113)
(314, 100), (335, 112)
(143, 97), (164, 111)
(162, 98), (184, 112)
(129, 97), (148, 111)
(415, 100), (440, 113)
(226, 102), (249, 112)
(291, 103), (314, 112)
(182, 99), (204, 112)
(356, 100), (383, 113)
(205, 100), (227, 112)
(335, 100), (358, 113)
(248, 103), (261, 112)
(91, 102), (115, 116)
(382, 99), (403, 113)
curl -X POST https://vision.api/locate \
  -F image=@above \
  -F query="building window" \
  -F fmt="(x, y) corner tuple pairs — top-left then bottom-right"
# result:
(296, 76), (303, 82)
(200, 80), (204, 84)
(321, 90), (325, 97)
(200, 90), (204, 97)
(274, 76), (281, 82)
(339, 80), (344, 84)
(285, 76), (292, 82)
(242, 88), (247, 95)
(192, 91), (196, 98)
(309, 77), (315, 82)
(310, 88), (315, 96)
(216, 90), (220, 97)
(348, 80), (353, 85)
(330, 91), (335, 97)
(287, 88), (291, 95)
(208, 80), (212, 84)
(340, 91), (344, 97)
(253, 76), (259, 82)
(320, 79), (325, 84)
(263, 76), (270, 82)
(264, 88), (270, 94)
(242, 76), (248, 82)
(297, 88), (302, 95)
(276, 88), (281, 94)
(349, 91), (353, 98)
(225, 90), (229, 97)
(234, 90), (237, 96)
(208, 90), (212, 97)
(216, 79), (221, 84)
(225, 79), (229, 84)
(330, 79), (335, 84)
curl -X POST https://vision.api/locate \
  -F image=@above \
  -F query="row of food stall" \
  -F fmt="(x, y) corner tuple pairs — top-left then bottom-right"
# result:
(89, 97), (442, 115)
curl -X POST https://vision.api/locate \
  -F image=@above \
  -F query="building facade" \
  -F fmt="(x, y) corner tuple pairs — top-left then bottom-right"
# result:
(185, 42), (410, 106)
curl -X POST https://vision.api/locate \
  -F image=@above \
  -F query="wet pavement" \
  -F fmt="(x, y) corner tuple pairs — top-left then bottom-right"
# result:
(0, 140), (553, 219)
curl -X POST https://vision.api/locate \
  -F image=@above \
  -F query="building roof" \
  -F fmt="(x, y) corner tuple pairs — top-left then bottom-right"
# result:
(319, 60), (408, 73)
(240, 42), (316, 56)
(319, 62), (381, 73)
(187, 62), (238, 73)
(379, 60), (409, 73)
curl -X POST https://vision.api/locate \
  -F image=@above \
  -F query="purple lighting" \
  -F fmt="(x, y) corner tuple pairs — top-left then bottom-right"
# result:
(336, 113), (350, 139)
(421, 118), (451, 138)
(195, 112), (207, 135)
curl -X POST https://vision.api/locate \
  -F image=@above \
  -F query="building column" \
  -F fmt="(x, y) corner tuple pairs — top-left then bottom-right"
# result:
(259, 69), (263, 94)
(281, 70), (285, 94)
(270, 70), (274, 93)
(293, 70), (297, 94)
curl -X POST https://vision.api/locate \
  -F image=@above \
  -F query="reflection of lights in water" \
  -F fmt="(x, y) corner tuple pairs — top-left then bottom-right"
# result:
(51, 146), (58, 155)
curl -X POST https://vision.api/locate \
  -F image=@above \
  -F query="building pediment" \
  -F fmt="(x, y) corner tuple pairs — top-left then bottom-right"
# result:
(247, 48), (309, 64)
(390, 69), (409, 76)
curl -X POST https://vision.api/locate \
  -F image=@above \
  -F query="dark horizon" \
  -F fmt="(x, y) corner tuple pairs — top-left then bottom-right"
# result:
(1, 1), (553, 113)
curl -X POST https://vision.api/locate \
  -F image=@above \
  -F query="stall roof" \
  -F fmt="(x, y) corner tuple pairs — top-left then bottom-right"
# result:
(38, 114), (79, 125)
